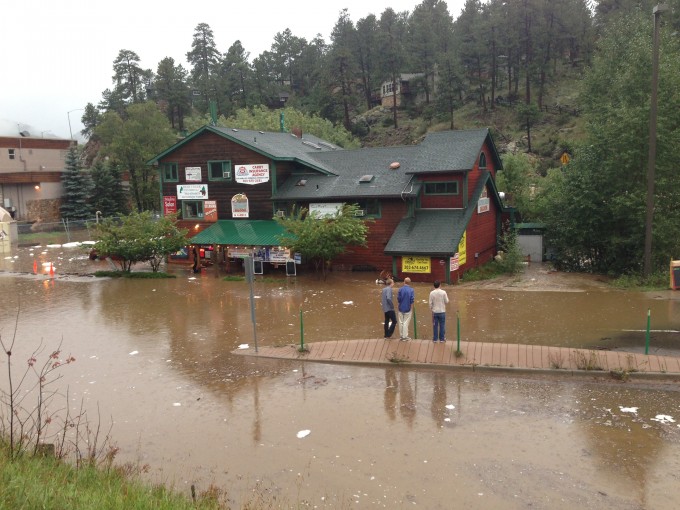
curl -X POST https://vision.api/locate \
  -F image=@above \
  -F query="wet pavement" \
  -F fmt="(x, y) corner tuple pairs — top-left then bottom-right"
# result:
(1, 240), (679, 509)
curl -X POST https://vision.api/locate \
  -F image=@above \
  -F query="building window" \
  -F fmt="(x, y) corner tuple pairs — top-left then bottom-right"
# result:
(182, 200), (204, 219)
(162, 162), (178, 182)
(354, 199), (380, 217)
(8, 149), (15, 160)
(479, 153), (487, 168)
(424, 182), (459, 195)
(208, 160), (231, 181)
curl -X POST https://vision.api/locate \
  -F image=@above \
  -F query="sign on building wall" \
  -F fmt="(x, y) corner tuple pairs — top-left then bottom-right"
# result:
(402, 256), (431, 273)
(455, 231), (467, 266)
(204, 200), (218, 222)
(309, 203), (342, 218)
(185, 167), (202, 182)
(235, 164), (270, 185)
(450, 254), (459, 271)
(477, 188), (490, 214)
(231, 193), (249, 218)
(177, 184), (208, 200)
(163, 196), (177, 215)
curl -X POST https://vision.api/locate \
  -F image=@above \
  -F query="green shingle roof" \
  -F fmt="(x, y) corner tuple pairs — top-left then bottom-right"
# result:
(411, 128), (501, 173)
(273, 146), (421, 200)
(190, 220), (288, 246)
(148, 125), (340, 175)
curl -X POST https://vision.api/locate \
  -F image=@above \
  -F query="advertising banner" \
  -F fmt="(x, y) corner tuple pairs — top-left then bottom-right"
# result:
(235, 164), (270, 185)
(231, 193), (249, 218)
(402, 256), (431, 273)
(456, 231), (467, 266)
(204, 200), (218, 222)
(309, 202), (342, 218)
(163, 196), (177, 215)
(177, 184), (208, 200)
(185, 167), (202, 182)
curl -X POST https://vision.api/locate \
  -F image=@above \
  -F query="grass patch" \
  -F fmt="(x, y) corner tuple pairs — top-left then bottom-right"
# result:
(94, 271), (176, 279)
(0, 441), (224, 509)
(571, 350), (604, 371)
(222, 275), (245, 282)
(459, 261), (508, 282)
(610, 271), (669, 291)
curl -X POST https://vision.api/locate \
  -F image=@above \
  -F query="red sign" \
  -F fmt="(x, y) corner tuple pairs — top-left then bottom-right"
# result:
(204, 200), (217, 222)
(163, 196), (177, 215)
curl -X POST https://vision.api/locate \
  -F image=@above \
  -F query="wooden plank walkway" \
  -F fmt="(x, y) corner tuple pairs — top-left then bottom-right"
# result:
(233, 339), (680, 379)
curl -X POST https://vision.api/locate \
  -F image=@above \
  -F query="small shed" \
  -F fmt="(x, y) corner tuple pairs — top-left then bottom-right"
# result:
(514, 223), (544, 263)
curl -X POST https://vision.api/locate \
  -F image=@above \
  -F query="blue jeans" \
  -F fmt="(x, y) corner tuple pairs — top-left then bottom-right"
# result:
(432, 313), (446, 341)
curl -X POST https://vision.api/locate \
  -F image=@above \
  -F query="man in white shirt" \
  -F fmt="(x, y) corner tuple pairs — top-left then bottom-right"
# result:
(429, 280), (449, 342)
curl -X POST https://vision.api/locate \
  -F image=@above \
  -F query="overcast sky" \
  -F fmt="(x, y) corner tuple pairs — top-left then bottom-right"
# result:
(1, 0), (467, 140)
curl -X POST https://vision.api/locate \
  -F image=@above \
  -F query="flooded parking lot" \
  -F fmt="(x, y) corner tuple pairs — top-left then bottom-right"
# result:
(1, 241), (679, 508)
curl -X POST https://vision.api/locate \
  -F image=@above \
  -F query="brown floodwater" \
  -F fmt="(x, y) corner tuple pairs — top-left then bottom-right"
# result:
(1, 241), (679, 509)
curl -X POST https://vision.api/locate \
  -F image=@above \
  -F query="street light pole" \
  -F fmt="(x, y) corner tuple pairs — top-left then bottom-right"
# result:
(67, 108), (84, 140)
(643, 4), (667, 277)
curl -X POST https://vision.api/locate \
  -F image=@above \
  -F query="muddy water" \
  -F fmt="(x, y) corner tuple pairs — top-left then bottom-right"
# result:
(1, 242), (680, 509)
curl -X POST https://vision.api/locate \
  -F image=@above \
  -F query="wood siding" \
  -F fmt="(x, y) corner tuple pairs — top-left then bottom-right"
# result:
(159, 132), (297, 221)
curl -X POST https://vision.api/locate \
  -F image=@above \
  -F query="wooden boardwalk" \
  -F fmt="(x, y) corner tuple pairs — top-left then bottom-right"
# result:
(233, 338), (680, 379)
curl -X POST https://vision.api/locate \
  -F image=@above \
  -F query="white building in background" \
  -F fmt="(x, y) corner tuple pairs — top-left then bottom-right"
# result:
(0, 119), (72, 222)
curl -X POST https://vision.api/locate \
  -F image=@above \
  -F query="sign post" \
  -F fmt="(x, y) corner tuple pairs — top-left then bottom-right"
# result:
(245, 256), (258, 353)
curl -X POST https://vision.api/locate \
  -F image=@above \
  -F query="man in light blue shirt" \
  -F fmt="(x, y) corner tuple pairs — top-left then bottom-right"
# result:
(397, 277), (415, 340)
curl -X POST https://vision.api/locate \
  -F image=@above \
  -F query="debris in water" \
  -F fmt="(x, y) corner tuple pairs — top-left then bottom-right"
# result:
(342, 301), (354, 305)
(651, 415), (675, 424)
(173, 403), (181, 407)
(129, 350), (139, 356)
(297, 429), (311, 439)
(446, 404), (455, 410)
(619, 406), (638, 414)
(238, 344), (249, 349)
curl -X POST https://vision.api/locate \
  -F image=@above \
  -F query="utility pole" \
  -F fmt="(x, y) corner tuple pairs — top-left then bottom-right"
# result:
(643, 4), (667, 277)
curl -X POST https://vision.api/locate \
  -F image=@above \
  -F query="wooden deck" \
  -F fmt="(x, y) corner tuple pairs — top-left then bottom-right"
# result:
(233, 338), (680, 379)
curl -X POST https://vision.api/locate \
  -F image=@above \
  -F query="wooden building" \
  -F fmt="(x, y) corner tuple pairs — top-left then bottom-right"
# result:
(148, 126), (507, 283)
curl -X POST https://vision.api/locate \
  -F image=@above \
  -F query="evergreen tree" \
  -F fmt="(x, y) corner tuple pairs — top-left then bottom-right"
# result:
(91, 159), (127, 217)
(60, 146), (93, 221)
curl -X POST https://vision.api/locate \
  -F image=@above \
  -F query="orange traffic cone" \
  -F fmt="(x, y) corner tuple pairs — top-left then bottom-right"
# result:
(49, 263), (54, 277)
(33, 260), (38, 274)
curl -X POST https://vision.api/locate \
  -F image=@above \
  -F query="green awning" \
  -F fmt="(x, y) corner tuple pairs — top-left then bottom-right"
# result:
(189, 220), (289, 246)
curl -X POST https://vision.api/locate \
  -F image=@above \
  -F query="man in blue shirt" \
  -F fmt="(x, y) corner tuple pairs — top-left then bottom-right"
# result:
(397, 277), (415, 340)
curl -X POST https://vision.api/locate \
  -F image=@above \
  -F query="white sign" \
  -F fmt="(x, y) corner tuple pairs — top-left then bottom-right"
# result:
(185, 167), (202, 182)
(235, 164), (270, 185)
(309, 202), (342, 218)
(231, 193), (249, 218)
(177, 184), (208, 200)
(477, 188), (489, 213)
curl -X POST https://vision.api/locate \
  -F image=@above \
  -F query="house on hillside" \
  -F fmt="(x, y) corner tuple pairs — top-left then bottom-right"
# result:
(148, 126), (507, 283)
(380, 73), (432, 108)
(0, 120), (72, 221)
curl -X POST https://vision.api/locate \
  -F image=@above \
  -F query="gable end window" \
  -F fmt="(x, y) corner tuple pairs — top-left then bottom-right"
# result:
(479, 153), (487, 169)
(208, 160), (232, 181)
(424, 182), (458, 195)
(162, 162), (178, 182)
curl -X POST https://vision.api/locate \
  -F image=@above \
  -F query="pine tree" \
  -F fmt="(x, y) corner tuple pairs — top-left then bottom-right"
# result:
(90, 159), (120, 217)
(60, 146), (93, 220)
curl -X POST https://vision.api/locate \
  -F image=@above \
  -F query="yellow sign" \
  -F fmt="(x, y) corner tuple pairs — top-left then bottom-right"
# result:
(402, 256), (431, 273)
(456, 231), (467, 266)
(560, 152), (570, 165)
